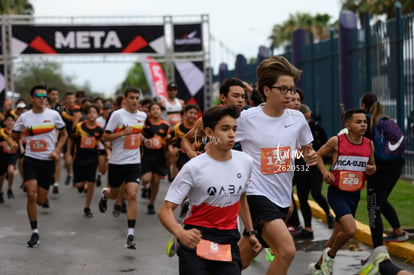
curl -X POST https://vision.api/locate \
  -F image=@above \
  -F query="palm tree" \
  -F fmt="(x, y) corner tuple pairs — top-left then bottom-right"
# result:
(269, 12), (333, 50)
(0, 0), (34, 15)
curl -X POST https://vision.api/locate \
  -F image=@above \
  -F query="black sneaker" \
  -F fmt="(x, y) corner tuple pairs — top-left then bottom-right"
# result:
(98, 189), (107, 213)
(141, 187), (148, 199)
(120, 201), (127, 213)
(65, 175), (72, 186)
(327, 214), (335, 229)
(294, 229), (314, 240)
(84, 207), (93, 218)
(112, 204), (122, 217)
(52, 184), (59, 194)
(77, 184), (84, 193)
(26, 233), (40, 248)
(126, 234), (136, 249)
(147, 205), (155, 215)
(42, 198), (50, 208)
(0, 192), (4, 204)
(7, 189), (14, 199)
(96, 175), (102, 187)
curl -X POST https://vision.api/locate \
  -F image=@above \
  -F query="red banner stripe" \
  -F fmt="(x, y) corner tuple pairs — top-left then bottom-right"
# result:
(122, 36), (148, 53)
(29, 37), (57, 54)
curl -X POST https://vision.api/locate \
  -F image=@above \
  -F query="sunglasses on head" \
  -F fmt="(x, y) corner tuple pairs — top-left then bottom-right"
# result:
(34, 93), (47, 98)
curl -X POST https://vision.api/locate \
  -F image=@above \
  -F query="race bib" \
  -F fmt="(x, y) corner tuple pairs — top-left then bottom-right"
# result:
(168, 113), (181, 125)
(123, 134), (141, 150)
(80, 136), (96, 149)
(338, 171), (364, 191)
(148, 136), (162, 150)
(196, 239), (232, 262)
(29, 140), (47, 152)
(260, 147), (291, 174)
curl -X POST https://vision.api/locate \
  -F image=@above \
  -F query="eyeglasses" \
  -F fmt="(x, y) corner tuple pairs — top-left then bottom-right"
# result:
(270, 86), (297, 95)
(34, 93), (47, 99)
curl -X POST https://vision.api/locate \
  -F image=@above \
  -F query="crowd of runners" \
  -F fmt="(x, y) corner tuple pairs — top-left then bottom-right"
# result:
(0, 55), (411, 275)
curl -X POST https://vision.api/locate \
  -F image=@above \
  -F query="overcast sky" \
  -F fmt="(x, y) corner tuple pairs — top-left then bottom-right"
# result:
(29, 0), (342, 96)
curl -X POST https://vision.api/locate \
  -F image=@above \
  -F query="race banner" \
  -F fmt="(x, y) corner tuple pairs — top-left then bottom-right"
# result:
(142, 57), (167, 99)
(0, 29), (4, 109)
(11, 25), (165, 55)
(173, 23), (202, 53)
(174, 61), (204, 110)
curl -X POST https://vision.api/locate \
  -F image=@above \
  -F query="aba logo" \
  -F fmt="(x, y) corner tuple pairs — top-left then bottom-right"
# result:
(207, 187), (217, 196)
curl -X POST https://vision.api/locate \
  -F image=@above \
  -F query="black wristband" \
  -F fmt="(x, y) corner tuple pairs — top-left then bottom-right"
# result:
(243, 229), (258, 236)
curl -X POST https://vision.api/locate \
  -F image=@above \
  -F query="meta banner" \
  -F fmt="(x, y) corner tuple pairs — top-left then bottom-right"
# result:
(11, 25), (165, 55)
(173, 23), (202, 53)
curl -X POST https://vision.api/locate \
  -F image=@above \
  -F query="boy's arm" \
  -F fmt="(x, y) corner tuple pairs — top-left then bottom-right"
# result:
(316, 136), (338, 185)
(239, 193), (262, 253)
(181, 118), (204, 159)
(366, 140), (376, 176)
(158, 201), (202, 249)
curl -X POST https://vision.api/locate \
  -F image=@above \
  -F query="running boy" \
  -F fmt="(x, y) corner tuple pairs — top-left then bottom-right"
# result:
(158, 105), (261, 275)
(308, 109), (376, 275)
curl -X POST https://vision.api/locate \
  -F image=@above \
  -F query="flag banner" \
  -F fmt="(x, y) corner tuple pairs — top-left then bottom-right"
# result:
(173, 23), (202, 53)
(174, 61), (204, 110)
(142, 57), (167, 99)
(11, 25), (165, 55)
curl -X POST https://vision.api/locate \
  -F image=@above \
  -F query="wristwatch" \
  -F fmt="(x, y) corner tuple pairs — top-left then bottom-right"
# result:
(243, 229), (258, 236)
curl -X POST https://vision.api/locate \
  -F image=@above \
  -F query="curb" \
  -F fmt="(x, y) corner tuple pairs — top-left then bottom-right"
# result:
(294, 194), (414, 264)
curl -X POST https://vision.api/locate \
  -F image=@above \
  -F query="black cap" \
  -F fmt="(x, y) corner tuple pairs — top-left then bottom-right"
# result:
(167, 82), (178, 90)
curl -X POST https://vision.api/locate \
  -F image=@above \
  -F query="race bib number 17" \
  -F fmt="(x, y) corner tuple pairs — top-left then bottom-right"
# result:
(260, 147), (291, 174)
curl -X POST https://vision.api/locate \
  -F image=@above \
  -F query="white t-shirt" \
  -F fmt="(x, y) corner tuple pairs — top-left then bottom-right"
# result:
(236, 105), (313, 207)
(96, 116), (106, 150)
(104, 108), (147, 165)
(13, 108), (66, 161)
(165, 150), (253, 230)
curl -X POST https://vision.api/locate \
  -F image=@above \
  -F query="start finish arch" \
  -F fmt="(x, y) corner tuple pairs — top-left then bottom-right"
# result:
(0, 14), (212, 110)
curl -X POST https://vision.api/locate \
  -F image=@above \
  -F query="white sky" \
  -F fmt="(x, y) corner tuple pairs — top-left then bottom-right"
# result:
(29, 0), (342, 96)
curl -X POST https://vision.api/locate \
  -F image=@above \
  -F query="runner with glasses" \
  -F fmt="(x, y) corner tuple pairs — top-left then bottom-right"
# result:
(8, 84), (68, 248)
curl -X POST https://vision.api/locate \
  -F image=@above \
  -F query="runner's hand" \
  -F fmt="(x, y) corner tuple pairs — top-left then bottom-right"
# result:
(177, 228), (202, 249)
(303, 144), (318, 166)
(248, 235), (262, 253)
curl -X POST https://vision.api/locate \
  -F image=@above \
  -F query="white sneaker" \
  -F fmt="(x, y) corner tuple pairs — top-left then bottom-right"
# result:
(308, 262), (325, 275)
(358, 246), (390, 275)
(321, 248), (334, 275)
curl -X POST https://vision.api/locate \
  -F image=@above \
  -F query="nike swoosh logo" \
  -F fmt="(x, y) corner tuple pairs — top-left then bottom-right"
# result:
(284, 124), (294, 128)
(388, 135), (404, 151)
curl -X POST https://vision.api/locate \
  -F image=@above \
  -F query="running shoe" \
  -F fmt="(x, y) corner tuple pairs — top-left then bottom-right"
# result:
(42, 198), (50, 208)
(321, 247), (334, 275)
(147, 205), (155, 215)
(120, 202), (127, 213)
(166, 237), (177, 257)
(358, 245), (390, 275)
(266, 248), (275, 262)
(52, 183), (59, 194)
(112, 204), (121, 217)
(126, 235), (136, 249)
(84, 207), (93, 218)
(294, 229), (314, 240)
(383, 231), (409, 242)
(26, 233), (40, 248)
(308, 262), (325, 275)
(0, 192), (4, 204)
(65, 175), (72, 186)
(327, 214), (335, 229)
(98, 188), (107, 213)
(7, 189), (14, 199)
(96, 175), (102, 187)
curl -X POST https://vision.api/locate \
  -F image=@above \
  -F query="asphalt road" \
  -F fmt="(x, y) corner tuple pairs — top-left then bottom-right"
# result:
(1, 168), (413, 275)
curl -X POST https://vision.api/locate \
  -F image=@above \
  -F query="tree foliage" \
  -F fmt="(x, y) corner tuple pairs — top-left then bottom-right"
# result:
(13, 62), (94, 100)
(0, 0), (34, 15)
(119, 63), (152, 98)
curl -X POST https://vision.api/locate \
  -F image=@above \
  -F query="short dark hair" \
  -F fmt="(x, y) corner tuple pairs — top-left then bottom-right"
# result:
(47, 87), (58, 94)
(140, 98), (153, 107)
(183, 104), (200, 113)
(202, 105), (240, 131)
(30, 83), (47, 96)
(344, 109), (366, 122)
(220, 77), (244, 97)
(296, 87), (305, 102)
(84, 104), (100, 115)
(149, 102), (163, 111)
(124, 87), (141, 98)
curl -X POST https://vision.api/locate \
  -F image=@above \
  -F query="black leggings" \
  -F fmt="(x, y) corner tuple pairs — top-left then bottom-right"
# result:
(294, 166), (331, 228)
(367, 158), (404, 248)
